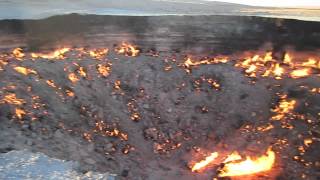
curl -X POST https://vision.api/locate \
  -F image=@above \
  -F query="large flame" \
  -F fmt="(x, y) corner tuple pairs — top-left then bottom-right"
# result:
(290, 68), (312, 78)
(191, 152), (219, 172)
(219, 147), (276, 177)
(31, 48), (70, 59)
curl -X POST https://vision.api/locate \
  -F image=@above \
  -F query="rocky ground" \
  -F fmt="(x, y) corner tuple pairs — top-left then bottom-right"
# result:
(0, 15), (319, 180)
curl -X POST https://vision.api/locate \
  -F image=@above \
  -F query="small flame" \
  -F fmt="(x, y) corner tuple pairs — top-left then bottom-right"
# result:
(68, 73), (79, 83)
(12, 48), (25, 59)
(0, 93), (26, 105)
(46, 80), (57, 88)
(115, 42), (140, 57)
(219, 147), (275, 177)
(183, 56), (229, 73)
(89, 48), (109, 59)
(15, 108), (26, 119)
(65, 89), (75, 97)
(191, 152), (219, 172)
(13, 66), (37, 75)
(97, 64), (112, 77)
(77, 67), (87, 77)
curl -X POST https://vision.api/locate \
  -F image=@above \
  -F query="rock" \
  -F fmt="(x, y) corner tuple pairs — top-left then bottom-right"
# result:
(25, 139), (33, 146)
(54, 130), (64, 138)
(121, 169), (129, 177)
(84, 158), (96, 165)
(31, 133), (37, 138)
(0, 150), (116, 179)
(143, 104), (150, 109)
(144, 128), (158, 140)
(21, 124), (29, 130)
(85, 171), (93, 177)
(103, 143), (115, 152)
(87, 143), (95, 152)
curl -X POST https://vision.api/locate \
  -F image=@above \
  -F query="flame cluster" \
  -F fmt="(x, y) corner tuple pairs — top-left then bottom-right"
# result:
(191, 147), (276, 177)
(235, 52), (319, 79)
(115, 42), (140, 57)
(271, 94), (297, 121)
(183, 52), (319, 80)
(89, 48), (109, 59)
(97, 63), (112, 77)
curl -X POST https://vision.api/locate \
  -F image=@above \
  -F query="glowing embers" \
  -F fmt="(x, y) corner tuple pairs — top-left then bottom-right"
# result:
(271, 94), (296, 121)
(0, 93), (26, 105)
(0, 93), (29, 120)
(31, 48), (70, 59)
(97, 63), (112, 77)
(115, 42), (140, 57)
(191, 147), (276, 177)
(13, 66), (37, 76)
(182, 56), (229, 73)
(93, 120), (128, 141)
(66, 64), (87, 84)
(127, 99), (141, 122)
(46, 80), (57, 88)
(218, 147), (276, 177)
(144, 127), (182, 154)
(193, 76), (221, 92)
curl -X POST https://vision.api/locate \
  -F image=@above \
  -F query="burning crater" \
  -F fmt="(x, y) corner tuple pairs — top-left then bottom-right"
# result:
(0, 15), (320, 180)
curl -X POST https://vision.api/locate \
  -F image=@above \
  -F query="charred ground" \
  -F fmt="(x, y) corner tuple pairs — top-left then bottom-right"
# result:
(0, 15), (320, 180)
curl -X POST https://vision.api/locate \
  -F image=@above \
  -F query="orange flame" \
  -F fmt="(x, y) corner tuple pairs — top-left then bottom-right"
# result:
(115, 43), (140, 57)
(271, 95), (296, 121)
(15, 108), (26, 119)
(31, 48), (70, 59)
(97, 64), (112, 77)
(219, 147), (275, 177)
(191, 152), (219, 172)
(89, 48), (109, 59)
(223, 152), (242, 163)
(12, 48), (25, 59)
(0, 93), (26, 105)
(13, 66), (37, 75)
(183, 56), (229, 73)
(290, 68), (312, 78)
(68, 73), (79, 83)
